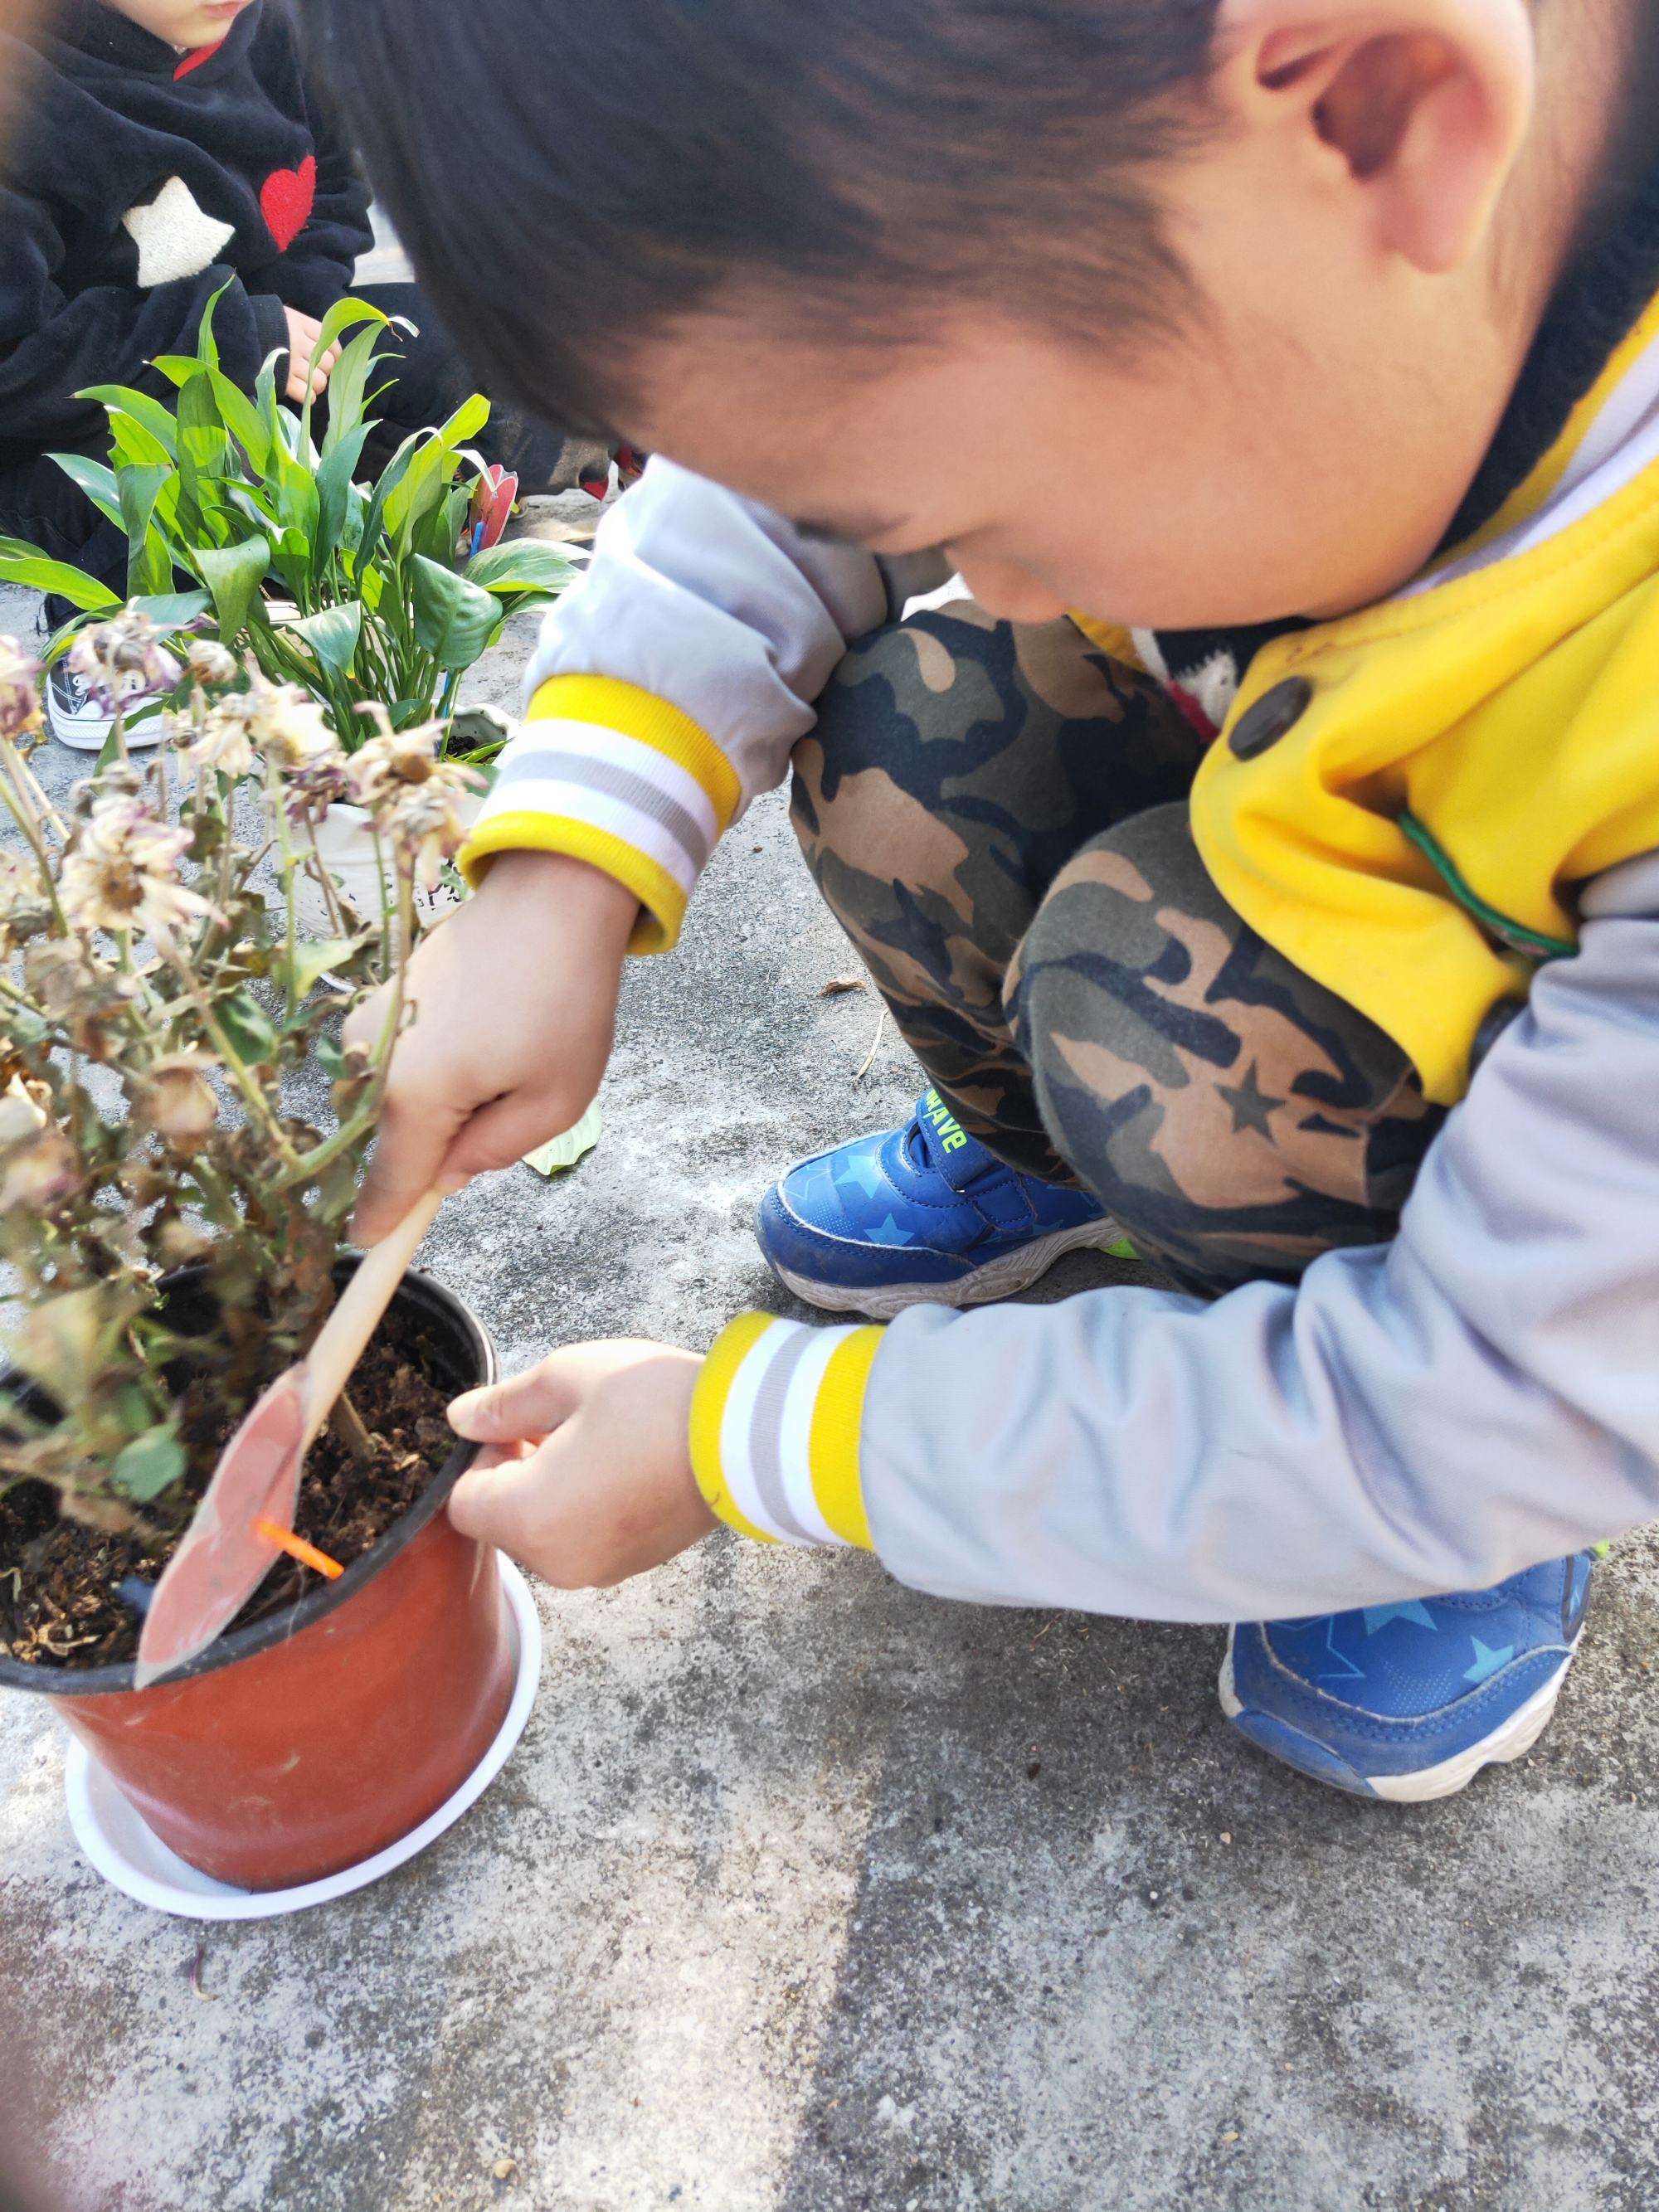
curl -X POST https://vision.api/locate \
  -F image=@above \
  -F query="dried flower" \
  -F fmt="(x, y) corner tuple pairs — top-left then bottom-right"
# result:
(0, 637), (42, 743)
(182, 639), (238, 689)
(67, 611), (179, 713)
(137, 1052), (221, 1149)
(60, 796), (215, 939)
(243, 673), (338, 772)
(180, 700), (257, 780)
(0, 1076), (48, 1149)
(347, 722), (480, 888)
(0, 1124), (77, 1214)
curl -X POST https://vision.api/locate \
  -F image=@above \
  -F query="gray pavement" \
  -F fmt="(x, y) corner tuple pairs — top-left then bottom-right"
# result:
(2, 576), (1659, 2211)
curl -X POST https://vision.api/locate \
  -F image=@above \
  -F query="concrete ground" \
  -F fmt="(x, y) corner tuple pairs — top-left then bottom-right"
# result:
(2, 573), (1659, 2212)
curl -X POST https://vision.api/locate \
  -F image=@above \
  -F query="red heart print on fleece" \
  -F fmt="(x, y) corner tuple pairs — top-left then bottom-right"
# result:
(260, 154), (316, 252)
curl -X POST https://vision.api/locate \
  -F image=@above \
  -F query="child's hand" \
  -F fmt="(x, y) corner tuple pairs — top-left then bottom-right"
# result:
(446, 1341), (715, 1587)
(345, 851), (637, 1242)
(281, 307), (343, 401)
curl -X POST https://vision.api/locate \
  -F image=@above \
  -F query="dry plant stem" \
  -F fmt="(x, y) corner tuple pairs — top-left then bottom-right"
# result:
(329, 1388), (375, 1466)
(153, 927), (309, 1178)
(7, 741), (66, 843)
(300, 814), (350, 938)
(0, 748), (66, 929)
(857, 1004), (889, 1080)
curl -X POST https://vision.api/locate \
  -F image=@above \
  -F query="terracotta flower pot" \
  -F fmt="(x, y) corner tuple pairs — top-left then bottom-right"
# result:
(0, 1270), (515, 1893)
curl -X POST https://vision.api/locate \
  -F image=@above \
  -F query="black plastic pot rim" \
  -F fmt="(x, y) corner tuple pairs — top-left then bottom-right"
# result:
(0, 1264), (496, 1700)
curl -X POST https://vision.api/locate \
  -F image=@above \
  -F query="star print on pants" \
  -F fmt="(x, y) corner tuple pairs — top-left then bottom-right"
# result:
(1216, 1059), (1282, 1139)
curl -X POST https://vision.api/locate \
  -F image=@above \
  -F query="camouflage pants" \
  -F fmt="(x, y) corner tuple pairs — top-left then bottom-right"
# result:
(790, 602), (1443, 1296)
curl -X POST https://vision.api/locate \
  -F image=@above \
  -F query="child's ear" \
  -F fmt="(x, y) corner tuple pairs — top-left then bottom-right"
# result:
(1212, 0), (1536, 273)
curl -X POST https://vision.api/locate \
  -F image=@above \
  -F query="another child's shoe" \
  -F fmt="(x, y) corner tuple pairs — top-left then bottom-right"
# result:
(1219, 1552), (1596, 1801)
(756, 1086), (1122, 1319)
(44, 659), (116, 751)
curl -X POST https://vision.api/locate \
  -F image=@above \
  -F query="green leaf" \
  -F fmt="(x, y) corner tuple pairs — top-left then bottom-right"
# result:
(436, 392), (491, 447)
(129, 589), (211, 627)
(195, 536), (270, 644)
(79, 383), (179, 459)
(176, 372), (233, 531)
(445, 703), (514, 755)
(111, 1427), (187, 1504)
(301, 296), (396, 450)
(286, 600), (362, 682)
(522, 1101), (602, 1179)
(314, 422), (372, 571)
(195, 284), (226, 371)
(117, 465), (173, 598)
(47, 452), (124, 529)
(107, 414), (175, 474)
(148, 353), (202, 387)
(207, 368), (274, 473)
(319, 323), (391, 458)
(358, 430), (421, 558)
(0, 537), (119, 609)
(462, 540), (577, 597)
(411, 555), (501, 670)
(216, 989), (280, 1067)
(284, 936), (365, 995)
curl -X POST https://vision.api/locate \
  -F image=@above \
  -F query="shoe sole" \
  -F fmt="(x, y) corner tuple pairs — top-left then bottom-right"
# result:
(46, 705), (160, 752)
(769, 1218), (1131, 1321)
(1218, 1633), (1574, 1803)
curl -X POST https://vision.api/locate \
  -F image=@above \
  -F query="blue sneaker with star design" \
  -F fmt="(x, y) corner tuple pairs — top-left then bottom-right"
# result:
(1219, 1551), (1597, 1801)
(756, 1088), (1123, 1319)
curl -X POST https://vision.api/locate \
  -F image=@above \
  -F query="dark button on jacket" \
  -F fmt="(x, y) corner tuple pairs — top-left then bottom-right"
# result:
(1229, 676), (1315, 760)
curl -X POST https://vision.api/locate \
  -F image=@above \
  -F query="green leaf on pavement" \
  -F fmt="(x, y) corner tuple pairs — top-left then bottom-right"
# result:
(523, 1101), (602, 1179)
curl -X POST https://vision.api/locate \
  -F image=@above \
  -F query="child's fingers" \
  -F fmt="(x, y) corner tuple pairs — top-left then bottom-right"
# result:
(447, 1427), (574, 1556)
(351, 1083), (468, 1242)
(439, 1085), (588, 1186)
(450, 1354), (586, 1444)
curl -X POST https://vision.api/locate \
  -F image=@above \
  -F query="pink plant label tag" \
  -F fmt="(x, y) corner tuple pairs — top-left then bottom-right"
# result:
(134, 1371), (311, 1689)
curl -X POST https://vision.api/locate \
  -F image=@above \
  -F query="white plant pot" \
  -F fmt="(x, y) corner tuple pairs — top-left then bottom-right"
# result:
(291, 793), (482, 941)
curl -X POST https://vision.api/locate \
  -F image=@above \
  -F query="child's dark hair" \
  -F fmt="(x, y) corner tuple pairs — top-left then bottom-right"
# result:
(299, 0), (1223, 439)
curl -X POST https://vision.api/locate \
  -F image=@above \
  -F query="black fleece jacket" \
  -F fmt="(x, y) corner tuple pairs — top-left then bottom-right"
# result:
(0, 0), (372, 466)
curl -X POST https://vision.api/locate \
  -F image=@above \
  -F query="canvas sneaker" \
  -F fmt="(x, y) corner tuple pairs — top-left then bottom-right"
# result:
(755, 1087), (1124, 1320)
(1219, 1550), (1597, 1801)
(44, 659), (118, 751)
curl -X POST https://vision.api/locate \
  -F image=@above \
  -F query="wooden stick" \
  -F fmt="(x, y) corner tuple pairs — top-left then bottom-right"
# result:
(299, 1189), (444, 1451)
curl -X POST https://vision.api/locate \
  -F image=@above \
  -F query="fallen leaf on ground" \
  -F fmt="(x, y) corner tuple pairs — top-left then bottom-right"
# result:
(820, 975), (865, 997)
(523, 1100), (602, 1179)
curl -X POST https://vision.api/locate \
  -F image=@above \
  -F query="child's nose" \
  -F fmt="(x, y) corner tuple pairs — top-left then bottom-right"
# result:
(951, 553), (1070, 626)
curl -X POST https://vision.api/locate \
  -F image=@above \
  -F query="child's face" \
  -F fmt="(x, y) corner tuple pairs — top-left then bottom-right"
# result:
(626, 0), (1619, 632)
(105, 0), (252, 50)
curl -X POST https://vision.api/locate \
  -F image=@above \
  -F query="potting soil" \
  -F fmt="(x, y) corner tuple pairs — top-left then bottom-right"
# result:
(0, 1310), (455, 1671)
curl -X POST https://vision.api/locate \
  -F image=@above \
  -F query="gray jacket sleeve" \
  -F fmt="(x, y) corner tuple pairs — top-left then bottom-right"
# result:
(861, 850), (1659, 1621)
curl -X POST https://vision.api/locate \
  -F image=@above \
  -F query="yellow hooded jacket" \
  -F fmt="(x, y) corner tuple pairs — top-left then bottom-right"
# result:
(1094, 289), (1659, 1109)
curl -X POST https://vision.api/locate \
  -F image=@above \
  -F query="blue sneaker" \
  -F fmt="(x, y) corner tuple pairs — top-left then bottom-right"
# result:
(1219, 1552), (1596, 1801)
(756, 1087), (1123, 1319)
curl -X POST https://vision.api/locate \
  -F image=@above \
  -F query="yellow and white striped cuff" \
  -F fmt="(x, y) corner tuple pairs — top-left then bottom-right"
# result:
(689, 1314), (883, 1551)
(460, 676), (742, 952)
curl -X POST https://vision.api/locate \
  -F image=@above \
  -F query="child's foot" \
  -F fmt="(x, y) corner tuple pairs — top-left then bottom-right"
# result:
(1219, 1552), (1596, 1801)
(756, 1087), (1121, 1319)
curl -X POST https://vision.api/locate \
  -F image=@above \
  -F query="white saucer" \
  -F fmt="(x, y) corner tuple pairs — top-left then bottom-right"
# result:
(64, 1559), (542, 1920)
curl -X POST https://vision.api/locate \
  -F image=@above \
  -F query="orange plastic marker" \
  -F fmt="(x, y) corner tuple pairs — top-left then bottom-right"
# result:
(255, 1518), (345, 1581)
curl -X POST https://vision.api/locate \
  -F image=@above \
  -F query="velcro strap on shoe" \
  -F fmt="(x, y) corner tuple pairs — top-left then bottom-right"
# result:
(912, 1088), (999, 1195)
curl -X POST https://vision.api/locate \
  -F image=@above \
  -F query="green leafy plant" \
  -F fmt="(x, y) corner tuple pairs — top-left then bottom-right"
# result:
(0, 295), (571, 753)
(0, 618), (478, 1585)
